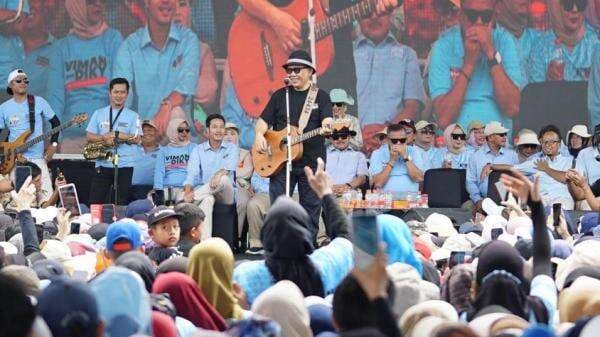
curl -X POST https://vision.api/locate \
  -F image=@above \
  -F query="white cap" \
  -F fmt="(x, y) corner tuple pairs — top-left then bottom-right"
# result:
(7, 69), (27, 86)
(484, 121), (510, 136)
(415, 120), (438, 131)
(567, 125), (592, 139)
(516, 132), (540, 146)
(425, 213), (457, 238)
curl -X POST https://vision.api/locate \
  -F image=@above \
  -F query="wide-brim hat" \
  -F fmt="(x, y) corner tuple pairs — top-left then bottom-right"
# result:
(567, 125), (592, 139)
(516, 132), (540, 146)
(330, 126), (357, 138)
(330, 88), (355, 105)
(484, 121), (510, 136)
(225, 122), (239, 133)
(282, 50), (316, 71)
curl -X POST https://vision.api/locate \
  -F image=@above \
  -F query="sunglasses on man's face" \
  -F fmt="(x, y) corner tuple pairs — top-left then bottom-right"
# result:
(332, 134), (349, 141)
(285, 67), (306, 75)
(561, 0), (587, 11)
(521, 144), (539, 150)
(14, 78), (29, 84)
(495, 133), (508, 138)
(177, 127), (191, 133)
(451, 133), (467, 140)
(390, 138), (407, 144)
(462, 9), (494, 24)
(333, 102), (346, 107)
(419, 129), (435, 135)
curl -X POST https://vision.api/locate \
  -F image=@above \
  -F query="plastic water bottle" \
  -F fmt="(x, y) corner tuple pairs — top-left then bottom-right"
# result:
(552, 43), (564, 80)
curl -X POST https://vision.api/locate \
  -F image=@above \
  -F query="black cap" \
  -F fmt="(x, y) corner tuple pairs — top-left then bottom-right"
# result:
(147, 206), (181, 227)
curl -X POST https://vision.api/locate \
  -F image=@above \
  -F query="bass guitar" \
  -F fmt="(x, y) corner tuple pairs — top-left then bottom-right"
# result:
(0, 113), (88, 174)
(252, 119), (350, 178)
(228, 0), (378, 118)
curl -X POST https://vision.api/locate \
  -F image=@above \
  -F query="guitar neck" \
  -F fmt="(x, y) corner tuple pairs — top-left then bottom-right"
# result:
(291, 127), (324, 145)
(315, 0), (377, 41)
(16, 120), (77, 153)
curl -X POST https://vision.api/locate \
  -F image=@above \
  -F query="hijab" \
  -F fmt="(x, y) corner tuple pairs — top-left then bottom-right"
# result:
(261, 196), (324, 297)
(444, 124), (466, 154)
(151, 311), (178, 337)
(89, 266), (152, 337)
(114, 251), (156, 292)
(251, 280), (313, 337)
(584, 0), (600, 31)
(152, 272), (227, 331)
(65, 0), (109, 40)
(166, 118), (190, 147)
(441, 264), (475, 314)
(157, 256), (189, 274)
(548, 0), (586, 47)
(187, 237), (243, 319)
(377, 214), (423, 274)
(496, 0), (530, 37)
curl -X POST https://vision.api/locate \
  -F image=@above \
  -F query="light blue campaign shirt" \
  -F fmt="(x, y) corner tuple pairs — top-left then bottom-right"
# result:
(21, 37), (54, 98)
(575, 146), (600, 185)
(466, 143), (518, 202)
(326, 146), (368, 185)
(369, 145), (426, 194)
(154, 143), (196, 189)
(85, 105), (141, 168)
(429, 25), (524, 131)
(512, 27), (542, 84)
(354, 32), (425, 127)
(131, 145), (160, 186)
(184, 141), (238, 187)
(48, 29), (122, 138)
(529, 25), (599, 83)
(413, 145), (443, 171)
(587, 45), (600, 128)
(515, 152), (573, 203)
(0, 96), (55, 159)
(0, 34), (23, 90)
(220, 80), (255, 149)
(250, 172), (269, 194)
(113, 23), (200, 120)
(440, 146), (474, 169)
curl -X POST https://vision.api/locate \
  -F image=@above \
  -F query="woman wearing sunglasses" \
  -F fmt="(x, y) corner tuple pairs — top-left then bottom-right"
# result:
(529, 0), (598, 82)
(441, 124), (472, 168)
(154, 118), (196, 203)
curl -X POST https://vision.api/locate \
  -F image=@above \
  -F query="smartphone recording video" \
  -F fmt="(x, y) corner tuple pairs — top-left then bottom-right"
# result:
(14, 165), (32, 192)
(58, 183), (81, 216)
(351, 211), (380, 270)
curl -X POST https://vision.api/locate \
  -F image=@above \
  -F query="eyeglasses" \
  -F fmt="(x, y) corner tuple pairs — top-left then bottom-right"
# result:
(561, 0), (587, 12)
(285, 67), (306, 75)
(494, 133), (508, 138)
(541, 139), (560, 146)
(333, 102), (345, 107)
(14, 78), (29, 84)
(520, 144), (539, 150)
(390, 138), (407, 144)
(419, 129), (435, 135)
(451, 133), (467, 140)
(332, 134), (349, 140)
(462, 9), (494, 24)
(177, 127), (191, 133)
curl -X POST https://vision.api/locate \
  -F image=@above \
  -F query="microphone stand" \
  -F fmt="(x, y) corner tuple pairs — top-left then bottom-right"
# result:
(285, 83), (292, 197)
(112, 131), (120, 205)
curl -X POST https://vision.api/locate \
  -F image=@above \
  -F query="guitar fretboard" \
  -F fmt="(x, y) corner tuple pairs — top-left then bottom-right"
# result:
(315, 0), (377, 41)
(15, 119), (79, 153)
(291, 127), (324, 145)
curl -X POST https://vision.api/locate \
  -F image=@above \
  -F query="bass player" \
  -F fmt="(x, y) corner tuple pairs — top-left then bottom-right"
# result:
(0, 69), (61, 195)
(254, 50), (332, 238)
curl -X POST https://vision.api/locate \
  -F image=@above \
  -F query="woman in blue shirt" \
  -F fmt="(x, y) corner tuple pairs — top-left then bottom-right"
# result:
(440, 124), (472, 169)
(154, 118), (196, 202)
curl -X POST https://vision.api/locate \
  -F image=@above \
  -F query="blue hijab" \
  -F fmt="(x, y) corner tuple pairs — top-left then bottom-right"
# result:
(377, 214), (423, 274)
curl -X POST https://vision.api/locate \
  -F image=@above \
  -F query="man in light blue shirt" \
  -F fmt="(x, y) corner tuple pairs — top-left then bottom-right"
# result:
(86, 78), (142, 205)
(514, 125), (574, 209)
(183, 114), (237, 240)
(130, 120), (160, 202)
(413, 120), (444, 170)
(370, 124), (425, 196)
(245, 172), (270, 254)
(325, 127), (368, 195)
(429, 0), (523, 131)
(466, 121), (518, 205)
(354, 12), (425, 129)
(113, 0), (200, 136)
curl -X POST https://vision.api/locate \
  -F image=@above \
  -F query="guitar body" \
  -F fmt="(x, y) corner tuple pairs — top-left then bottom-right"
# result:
(228, 0), (334, 118)
(0, 130), (31, 174)
(252, 126), (304, 178)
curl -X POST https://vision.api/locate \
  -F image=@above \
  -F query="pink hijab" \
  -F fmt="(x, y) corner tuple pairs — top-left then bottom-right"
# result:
(65, 0), (108, 39)
(548, 0), (586, 47)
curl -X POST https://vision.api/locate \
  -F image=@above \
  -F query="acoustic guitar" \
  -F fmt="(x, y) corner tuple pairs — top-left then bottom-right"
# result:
(228, 0), (378, 118)
(0, 113), (88, 174)
(252, 119), (350, 178)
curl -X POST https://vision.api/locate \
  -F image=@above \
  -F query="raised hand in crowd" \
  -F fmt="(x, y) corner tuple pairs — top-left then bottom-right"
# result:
(304, 157), (333, 199)
(500, 168), (541, 204)
(56, 208), (72, 241)
(351, 243), (389, 301)
(501, 192), (528, 218)
(13, 176), (36, 212)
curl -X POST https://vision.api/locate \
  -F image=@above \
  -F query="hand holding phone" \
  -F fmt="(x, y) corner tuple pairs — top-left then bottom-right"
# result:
(14, 165), (32, 192)
(352, 211), (380, 270)
(58, 184), (81, 217)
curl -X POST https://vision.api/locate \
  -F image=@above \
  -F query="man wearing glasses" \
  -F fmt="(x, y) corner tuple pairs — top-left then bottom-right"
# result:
(325, 127), (368, 196)
(429, 0), (522, 131)
(466, 121), (518, 206)
(414, 120), (443, 170)
(370, 123), (425, 195)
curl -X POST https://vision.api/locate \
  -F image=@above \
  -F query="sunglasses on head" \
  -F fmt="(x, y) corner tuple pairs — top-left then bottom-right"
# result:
(332, 134), (349, 140)
(14, 78), (29, 84)
(561, 0), (587, 11)
(285, 67), (306, 75)
(462, 9), (494, 24)
(177, 127), (191, 133)
(451, 133), (466, 140)
(390, 138), (407, 144)
(333, 102), (346, 107)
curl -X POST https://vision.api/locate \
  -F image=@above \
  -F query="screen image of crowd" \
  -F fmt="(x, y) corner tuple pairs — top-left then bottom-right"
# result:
(2, 0), (600, 337)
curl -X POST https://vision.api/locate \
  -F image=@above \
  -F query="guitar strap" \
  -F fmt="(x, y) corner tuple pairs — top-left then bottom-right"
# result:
(298, 84), (319, 133)
(27, 94), (35, 132)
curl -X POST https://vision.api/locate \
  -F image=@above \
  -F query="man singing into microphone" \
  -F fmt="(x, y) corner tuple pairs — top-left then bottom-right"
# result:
(253, 50), (333, 238)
